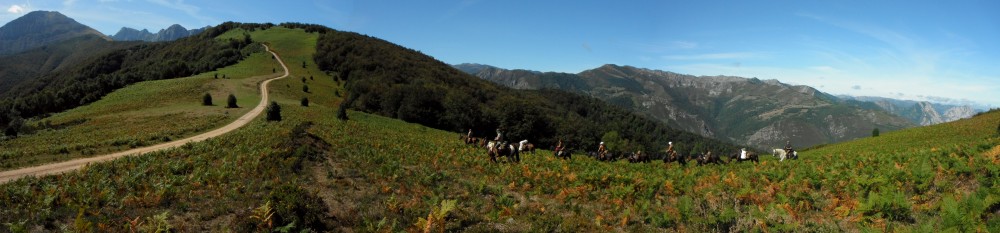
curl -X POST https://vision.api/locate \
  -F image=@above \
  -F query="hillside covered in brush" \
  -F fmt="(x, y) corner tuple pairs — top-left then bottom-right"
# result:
(311, 27), (741, 154)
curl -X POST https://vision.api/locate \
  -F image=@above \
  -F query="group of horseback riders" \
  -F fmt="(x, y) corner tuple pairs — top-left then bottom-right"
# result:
(464, 127), (798, 164)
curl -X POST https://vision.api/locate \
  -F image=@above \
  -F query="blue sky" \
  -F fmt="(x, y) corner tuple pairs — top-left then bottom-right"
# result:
(2, 0), (998, 108)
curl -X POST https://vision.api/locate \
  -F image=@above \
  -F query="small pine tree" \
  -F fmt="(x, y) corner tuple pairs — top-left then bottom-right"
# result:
(309, 76), (314, 80)
(202, 93), (213, 106)
(301, 77), (306, 83)
(302, 61), (306, 68)
(214, 73), (218, 79)
(301, 97), (309, 107)
(266, 101), (281, 121)
(272, 68), (276, 73)
(227, 94), (238, 108)
(873, 128), (880, 137)
(337, 95), (351, 121)
(303, 85), (309, 93)
(4, 116), (23, 137)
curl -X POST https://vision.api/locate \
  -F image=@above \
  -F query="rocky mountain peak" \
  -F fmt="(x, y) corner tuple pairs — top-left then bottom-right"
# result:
(0, 11), (109, 54)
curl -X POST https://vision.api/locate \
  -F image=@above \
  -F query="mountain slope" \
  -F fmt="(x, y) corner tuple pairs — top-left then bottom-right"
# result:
(0, 35), (142, 94)
(0, 23), (258, 132)
(456, 64), (915, 149)
(0, 11), (109, 55)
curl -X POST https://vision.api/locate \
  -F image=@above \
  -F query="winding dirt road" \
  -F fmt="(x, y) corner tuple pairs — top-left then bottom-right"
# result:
(0, 44), (290, 184)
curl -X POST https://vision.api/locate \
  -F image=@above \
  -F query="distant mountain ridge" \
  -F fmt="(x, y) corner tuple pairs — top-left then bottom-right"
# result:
(111, 24), (208, 42)
(838, 95), (978, 126)
(0, 11), (110, 55)
(455, 63), (915, 149)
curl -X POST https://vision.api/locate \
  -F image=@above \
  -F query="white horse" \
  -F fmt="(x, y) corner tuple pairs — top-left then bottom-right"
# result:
(772, 149), (787, 161)
(772, 149), (798, 161)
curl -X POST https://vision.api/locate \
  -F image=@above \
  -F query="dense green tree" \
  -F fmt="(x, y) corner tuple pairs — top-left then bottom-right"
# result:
(873, 128), (880, 137)
(227, 94), (238, 108)
(301, 97), (309, 107)
(266, 101), (281, 121)
(3, 115), (22, 137)
(202, 93), (213, 106)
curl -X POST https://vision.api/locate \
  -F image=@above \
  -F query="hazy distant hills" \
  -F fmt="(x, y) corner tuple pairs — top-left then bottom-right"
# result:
(111, 24), (208, 42)
(838, 95), (978, 126)
(455, 63), (916, 149)
(0, 11), (110, 55)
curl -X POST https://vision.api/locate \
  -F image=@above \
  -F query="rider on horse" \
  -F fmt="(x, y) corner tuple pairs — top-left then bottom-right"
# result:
(784, 140), (794, 154)
(598, 142), (608, 159)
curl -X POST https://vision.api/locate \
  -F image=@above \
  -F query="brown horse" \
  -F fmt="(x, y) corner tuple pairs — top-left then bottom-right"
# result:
(696, 152), (725, 165)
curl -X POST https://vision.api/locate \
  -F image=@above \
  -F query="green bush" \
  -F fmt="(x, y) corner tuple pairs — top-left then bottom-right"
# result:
(227, 94), (238, 108)
(268, 184), (329, 231)
(202, 93), (213, 106)
(300, 97), (309, 107)
(861, 190), (912, 222)
(266, 101), (281, 121)
(940, 196), (977, 232)
(872, 128), (880, 137)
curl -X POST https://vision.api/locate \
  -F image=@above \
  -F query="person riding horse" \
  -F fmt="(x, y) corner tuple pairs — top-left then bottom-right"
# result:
(597, 142), (608, 160)
(665, 141), (677, 160)
(784, 140), (794, 155)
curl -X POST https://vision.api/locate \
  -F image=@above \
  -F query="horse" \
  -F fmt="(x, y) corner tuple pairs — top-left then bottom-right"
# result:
(627, 152), (652, 163)
(772, 149), (797, 161)
(487, 141), (520, 163)
(553, 148), (571, 160)
(696, 152), (724, 165)
(662, 150), (687, 165)
(518, 140), (535, 155)
(728, 150), (759, 163)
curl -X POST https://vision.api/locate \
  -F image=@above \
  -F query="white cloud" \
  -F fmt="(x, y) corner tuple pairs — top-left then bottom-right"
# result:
(146, 0), (217, 25)
(809, 66), (839, 73)
(7, 4), (26, 14)
(64, 0), (78, 7)
(662, 52), (758, 60)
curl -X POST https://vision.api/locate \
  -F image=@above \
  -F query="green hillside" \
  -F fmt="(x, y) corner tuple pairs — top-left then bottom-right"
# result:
(0, 24), (997, 232)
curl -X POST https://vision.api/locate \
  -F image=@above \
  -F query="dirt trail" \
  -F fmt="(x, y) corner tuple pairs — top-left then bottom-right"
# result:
(0, 44), (290, 184)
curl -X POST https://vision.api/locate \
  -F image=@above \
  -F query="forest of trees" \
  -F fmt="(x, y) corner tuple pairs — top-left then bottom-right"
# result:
(0, 22), (262, 134)
(307, 24), (743, 154)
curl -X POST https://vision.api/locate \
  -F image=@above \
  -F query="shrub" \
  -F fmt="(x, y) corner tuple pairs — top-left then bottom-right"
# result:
(227, 94), (238, 108)
(300, 97), (309, 107)
(202, 93), (213, 106)
(872, 128), (880, 137)
(861, 190), (912, 222)
(303, 85), (309, 93)
(267, 101), (282, 121)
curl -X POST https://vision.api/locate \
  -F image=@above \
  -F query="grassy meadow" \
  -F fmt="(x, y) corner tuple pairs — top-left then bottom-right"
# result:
(1, 26), (998, 232)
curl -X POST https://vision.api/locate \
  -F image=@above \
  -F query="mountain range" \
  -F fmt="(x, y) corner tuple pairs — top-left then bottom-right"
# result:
(110, 24), (208, 42)
(454, 63), (920, 149)
(838, 95), (977, 126)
